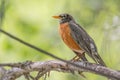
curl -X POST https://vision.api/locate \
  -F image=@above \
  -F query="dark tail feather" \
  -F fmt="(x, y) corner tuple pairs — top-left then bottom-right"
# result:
(93, 53), (116, 80)
(93, 52), (106, 66)
(94, 54), (117, 80)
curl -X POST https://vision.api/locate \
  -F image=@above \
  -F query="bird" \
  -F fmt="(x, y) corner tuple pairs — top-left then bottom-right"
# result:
(53, 13), (106, 66)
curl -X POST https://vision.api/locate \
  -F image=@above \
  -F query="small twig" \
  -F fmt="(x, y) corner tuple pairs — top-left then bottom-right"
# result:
(35, 70), (50, 80)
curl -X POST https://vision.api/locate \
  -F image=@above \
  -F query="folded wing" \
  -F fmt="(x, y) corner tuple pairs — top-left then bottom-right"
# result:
(69, 21), (106, 66)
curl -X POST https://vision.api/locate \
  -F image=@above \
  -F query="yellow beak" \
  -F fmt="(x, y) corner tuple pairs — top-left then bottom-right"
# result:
(52, 16), (61, 19)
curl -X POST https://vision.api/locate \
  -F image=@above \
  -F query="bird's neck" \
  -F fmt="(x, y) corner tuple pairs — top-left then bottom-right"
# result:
(60, 20), (68, 24)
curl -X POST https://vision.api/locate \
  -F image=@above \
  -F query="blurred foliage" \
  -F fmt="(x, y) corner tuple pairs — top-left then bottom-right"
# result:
(0, 0), (120, 80)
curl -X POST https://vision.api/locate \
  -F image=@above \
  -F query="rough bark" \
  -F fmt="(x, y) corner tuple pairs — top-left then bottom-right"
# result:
(0, 60), (119, 80)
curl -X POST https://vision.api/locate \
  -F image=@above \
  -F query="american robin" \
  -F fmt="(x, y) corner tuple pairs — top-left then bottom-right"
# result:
(53, 13), (106, 66)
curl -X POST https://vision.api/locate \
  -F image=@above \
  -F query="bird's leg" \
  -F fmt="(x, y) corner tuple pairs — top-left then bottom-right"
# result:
(71, 54), (86, 78)
(72, 50), (85, 61)
(75, 54), (82, 61)
(70, 54), (82, 62)
(69, 51), (87, 78)
(75, 52), (87, 78)
(70, 55), (78, 61)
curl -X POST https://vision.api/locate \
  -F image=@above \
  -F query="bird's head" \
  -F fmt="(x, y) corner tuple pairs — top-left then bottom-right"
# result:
(53, 13), (74, 23)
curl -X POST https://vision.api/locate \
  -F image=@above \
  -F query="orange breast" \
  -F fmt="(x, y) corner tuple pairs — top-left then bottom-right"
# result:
(59, 22), (81, 51)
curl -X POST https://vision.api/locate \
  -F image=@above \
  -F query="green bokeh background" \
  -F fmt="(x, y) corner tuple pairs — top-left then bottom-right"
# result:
(0, 0), (120, 80)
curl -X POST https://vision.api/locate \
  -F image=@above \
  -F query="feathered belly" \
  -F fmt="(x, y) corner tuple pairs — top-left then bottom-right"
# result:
(59, 23), (81, 51)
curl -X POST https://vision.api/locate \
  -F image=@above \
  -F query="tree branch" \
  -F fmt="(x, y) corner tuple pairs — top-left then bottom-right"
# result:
(0, 60), (120, 80)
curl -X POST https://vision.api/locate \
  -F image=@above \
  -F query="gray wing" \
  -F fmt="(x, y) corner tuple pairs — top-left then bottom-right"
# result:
(69, 21), (106, 66)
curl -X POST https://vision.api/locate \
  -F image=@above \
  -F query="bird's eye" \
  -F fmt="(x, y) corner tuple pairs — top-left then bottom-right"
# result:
(66, 14), (69, 17)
